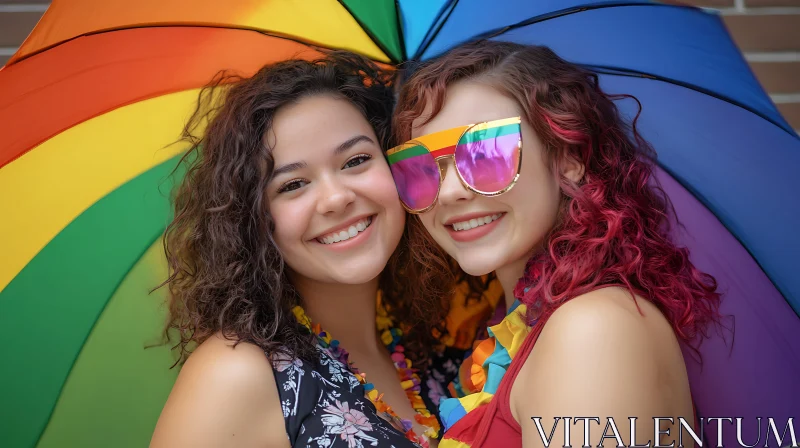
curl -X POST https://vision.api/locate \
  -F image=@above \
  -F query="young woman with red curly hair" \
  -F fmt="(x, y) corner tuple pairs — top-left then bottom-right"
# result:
(388, 41), (723, 447)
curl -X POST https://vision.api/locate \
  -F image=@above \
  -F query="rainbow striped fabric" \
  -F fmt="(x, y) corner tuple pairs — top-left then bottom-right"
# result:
(439, 300), (531, 447)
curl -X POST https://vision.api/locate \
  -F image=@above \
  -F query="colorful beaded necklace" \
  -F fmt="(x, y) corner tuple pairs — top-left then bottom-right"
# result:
(291, 291), (440, 447)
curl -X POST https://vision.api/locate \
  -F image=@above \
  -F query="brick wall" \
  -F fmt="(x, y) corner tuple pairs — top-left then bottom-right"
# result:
(1, 1), (798, 131)
(684, 0), (800, 132)
(0, 0), (47, 65)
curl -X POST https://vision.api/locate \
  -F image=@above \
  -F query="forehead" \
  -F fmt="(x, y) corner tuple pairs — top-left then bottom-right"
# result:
(411, 80), (521, 139)
(269, 94), (374, 162)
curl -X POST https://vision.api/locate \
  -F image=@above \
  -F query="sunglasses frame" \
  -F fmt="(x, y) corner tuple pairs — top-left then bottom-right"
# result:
(387, 116), (523, 214)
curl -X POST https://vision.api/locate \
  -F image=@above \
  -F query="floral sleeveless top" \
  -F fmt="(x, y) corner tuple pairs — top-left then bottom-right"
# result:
(269, 280), (504, 447)
(270, 344), (425, 447)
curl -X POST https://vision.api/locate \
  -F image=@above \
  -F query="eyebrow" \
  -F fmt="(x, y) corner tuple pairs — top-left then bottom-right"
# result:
(334, 135), (374, 156)
(271, 134), (375, 179)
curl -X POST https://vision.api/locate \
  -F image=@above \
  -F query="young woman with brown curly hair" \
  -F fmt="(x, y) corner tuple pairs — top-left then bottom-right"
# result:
(388, 41), (723, 447)
(149, 51), (456, 448)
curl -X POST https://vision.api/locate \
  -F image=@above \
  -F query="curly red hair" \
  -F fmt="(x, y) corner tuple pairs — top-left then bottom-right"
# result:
(394, 41), (722, 347)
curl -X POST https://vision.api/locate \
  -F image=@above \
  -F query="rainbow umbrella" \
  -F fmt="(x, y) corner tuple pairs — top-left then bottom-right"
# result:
(0, 1), (798, 447)
(0, 2), (399, 448)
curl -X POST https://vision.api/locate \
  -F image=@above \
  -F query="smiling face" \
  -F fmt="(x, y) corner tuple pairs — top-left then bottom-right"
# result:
(411, 80), (568, 278)
(266, 94), (406, 286)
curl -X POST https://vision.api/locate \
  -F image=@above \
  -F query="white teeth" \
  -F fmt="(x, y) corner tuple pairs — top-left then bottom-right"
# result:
(451, 214), (502, 231)
(317, 217), (373, 245)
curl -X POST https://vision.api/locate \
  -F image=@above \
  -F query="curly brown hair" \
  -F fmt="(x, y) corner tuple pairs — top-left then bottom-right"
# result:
(159, 50), (454, 366)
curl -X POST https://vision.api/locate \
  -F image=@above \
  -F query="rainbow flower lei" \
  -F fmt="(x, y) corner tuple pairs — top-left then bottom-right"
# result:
(291, 292), (441, 447)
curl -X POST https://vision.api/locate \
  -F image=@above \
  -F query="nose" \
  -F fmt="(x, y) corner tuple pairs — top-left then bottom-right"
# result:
(316, 174), (356, 215)
(436, 157), (474, 206)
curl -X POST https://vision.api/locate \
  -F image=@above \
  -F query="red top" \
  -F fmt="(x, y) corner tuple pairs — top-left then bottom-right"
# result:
(441, 318), (544, 447)
(442, 316), (699, 447)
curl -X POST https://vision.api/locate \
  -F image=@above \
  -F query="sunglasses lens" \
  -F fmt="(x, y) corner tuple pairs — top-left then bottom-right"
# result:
(455, 121), (521, 194)
(388, 142), (440, 211)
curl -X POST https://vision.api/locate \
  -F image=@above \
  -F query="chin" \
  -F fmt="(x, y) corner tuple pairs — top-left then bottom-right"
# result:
(456, 258), (500, 277)
(328, 258), (387, 284)
(442, 243), (505, 277)
(330, 271), (381, 285)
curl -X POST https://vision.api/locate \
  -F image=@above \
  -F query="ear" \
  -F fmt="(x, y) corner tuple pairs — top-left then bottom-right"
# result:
(561, 152), (585, 184)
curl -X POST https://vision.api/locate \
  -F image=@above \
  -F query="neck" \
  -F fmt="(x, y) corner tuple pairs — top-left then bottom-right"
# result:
(291, 272), (382, 355)
(495, 254), (534, 310)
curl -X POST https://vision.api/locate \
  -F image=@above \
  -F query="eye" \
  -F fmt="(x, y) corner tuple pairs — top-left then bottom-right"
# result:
(343, 154), (372, 169)
(278, 179), (308, 193)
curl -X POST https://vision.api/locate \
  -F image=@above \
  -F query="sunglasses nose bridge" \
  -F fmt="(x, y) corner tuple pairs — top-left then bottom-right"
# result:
(434, 154), (455, 181)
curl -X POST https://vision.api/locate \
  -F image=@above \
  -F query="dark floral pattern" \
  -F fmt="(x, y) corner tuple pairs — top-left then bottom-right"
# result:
(271, 344), (426, 448)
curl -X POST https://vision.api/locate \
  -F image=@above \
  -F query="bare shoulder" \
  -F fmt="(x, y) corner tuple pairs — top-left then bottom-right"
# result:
(549, 285), (669, 330)
(531, 286), (683, 377)
(173, 333), (282, 400)
(510, 287), (693, 446)
(150, 333), (289, 448)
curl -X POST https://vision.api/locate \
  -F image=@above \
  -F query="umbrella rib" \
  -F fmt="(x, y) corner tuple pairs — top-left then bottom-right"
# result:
(7, 24), (382, 67)
(336, 0), (402, 62)
(410, 0), (460, 60)
(415, 1), (666, 59)
(479, 1), (673, 41)
(587, 64), (799, 138)
(393, 0), (408, 61)
(31, 228), (170, 448)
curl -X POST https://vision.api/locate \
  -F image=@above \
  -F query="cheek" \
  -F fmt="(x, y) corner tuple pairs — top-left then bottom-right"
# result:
(419, 209), (438, 235)
(270, 200), (312, 251)
(360, 166), (404, 213)
(516, 144), (561, 213)
(508, 164), (562, 237)
(419, 207), (450, 248)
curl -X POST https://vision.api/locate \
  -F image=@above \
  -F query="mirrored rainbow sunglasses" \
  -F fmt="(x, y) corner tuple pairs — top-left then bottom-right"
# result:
(386, 117), (522, 213)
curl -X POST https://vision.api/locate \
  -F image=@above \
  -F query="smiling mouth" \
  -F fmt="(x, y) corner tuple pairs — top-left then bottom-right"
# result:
(449, 213), (503, 231)
(316, 216), (374, 245)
